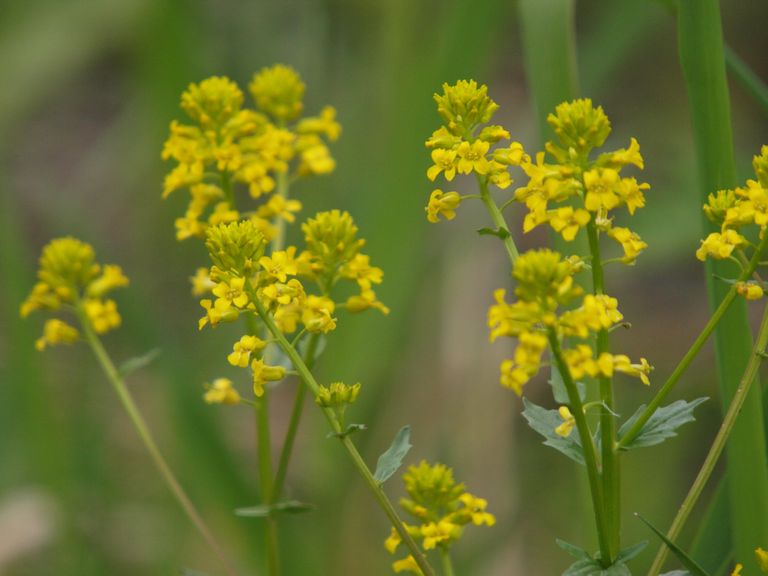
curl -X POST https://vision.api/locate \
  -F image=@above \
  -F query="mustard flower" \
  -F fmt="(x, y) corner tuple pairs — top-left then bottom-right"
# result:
(301, 295), (337, 333)
(35, 319), (80, 351)
(736, 281), (764, 300)
(433, 79), (499, 135)
(204, 378), (241, 405)
(227, 335), (267, 367)
(695, 229), (748, 261)
(251, 359), (286, 397)
(546, 98), (611, 157)
(456, 140), (491, 175)
(259, 247), (300, 283)
(346, 289), (390, 315)
(315, 381), (361, 408)
(425, 190), (462, 223)
(427, 148), (458, 182)
(756, 547), (768, 572)
(249, 64), (305, 122)
(607, 226), (647, 264)
(548, 206), (591, 241)
(555, 406), (576, 438)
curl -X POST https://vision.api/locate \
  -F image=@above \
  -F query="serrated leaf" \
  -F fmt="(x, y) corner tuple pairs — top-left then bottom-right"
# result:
(477, 226), (511, 239)
(522, 398), (585, 465)
(373, 426), (412, 484)
(618, 398), (708, 450)
(235, 500), (315, 517)
(635, 514), (709, 576)
(562, 558), (631, 576)
(327, 423), (367, 439)
(557, 538), (592, 560)
(118, 348), (161, 378)
(616, 540), (648, 563)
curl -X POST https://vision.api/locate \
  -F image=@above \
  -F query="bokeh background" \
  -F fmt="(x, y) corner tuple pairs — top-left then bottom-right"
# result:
(1, 0), (767, 574)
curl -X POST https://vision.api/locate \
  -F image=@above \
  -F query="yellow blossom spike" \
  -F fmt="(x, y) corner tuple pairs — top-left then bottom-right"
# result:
(546, 98), (611, 155)
(227, 335), (267, 367)
(181, 76), (244, 128)
(205, 220), (266, 275)
(316, 382), (361, 408)
(434, 79), (499, 135)
(249, 64), (305, 121)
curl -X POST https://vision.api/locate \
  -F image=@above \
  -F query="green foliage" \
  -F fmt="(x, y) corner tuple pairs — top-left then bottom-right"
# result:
(637, 514), (708, 576)
(235, 501), (315, 517)
(522, 398), (585, 465)
(373, 425), (413, 485)
(618, 398), (708, 450)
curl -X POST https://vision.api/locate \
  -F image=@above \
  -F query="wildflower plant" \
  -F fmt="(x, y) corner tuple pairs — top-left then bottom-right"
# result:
(423, 79), (768, 574)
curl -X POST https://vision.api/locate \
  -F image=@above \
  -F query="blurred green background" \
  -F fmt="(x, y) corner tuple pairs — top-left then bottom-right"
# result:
(1, 0), (767, 574)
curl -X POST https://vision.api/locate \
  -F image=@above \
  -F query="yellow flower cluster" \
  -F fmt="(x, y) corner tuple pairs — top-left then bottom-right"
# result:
(514, 99), (649, 263)
(488, 250), (651, 395)
(424, 80), (529, 222)
(731, 547), (768, 576)
(162, 65), (340, 241)
(697, 147), (768, 301)
(21, 238), (129, 349)
(384, 461), (494, 574)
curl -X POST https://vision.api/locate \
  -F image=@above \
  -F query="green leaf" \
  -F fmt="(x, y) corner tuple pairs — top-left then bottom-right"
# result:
(556, 539), (592, 560)
(660, 572), (690, 576)
(118, 348), (161, 378)
(618, 398), (708, 450)
(690, 478), (732, 574)
(549, 364), (586, 405)
(326, 423), (367, 439)
(635, 514), (709, 576)
(235, 500), (315, 518)
(562, 558), (631, 576)
(373, 425), (412, 484)
(522, 398), (585, 465)
(616, 540), (648, 563)
(477, 226), (511, 239)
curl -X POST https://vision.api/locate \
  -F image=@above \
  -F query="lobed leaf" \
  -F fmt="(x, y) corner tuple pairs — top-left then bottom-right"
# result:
(522, 398), (585, 465)
(618, 398), (708, 450)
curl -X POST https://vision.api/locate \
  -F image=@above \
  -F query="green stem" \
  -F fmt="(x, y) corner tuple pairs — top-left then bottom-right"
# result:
(725, 45), (768, 118)
(548, 330), (611, 565)
(252, 299), (436, 576)
(587, 221), (619, 563)
(439, 548), (456, 576)
(477, 176), (519, 265)
(647, 300), (768, 576)
(617, 231), (768, 450)
(271, 333), (320, 501)
(75, 304), (238, 576)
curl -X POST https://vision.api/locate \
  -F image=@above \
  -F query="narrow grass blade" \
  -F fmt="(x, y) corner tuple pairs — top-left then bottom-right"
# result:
(636, 514), (709, 576)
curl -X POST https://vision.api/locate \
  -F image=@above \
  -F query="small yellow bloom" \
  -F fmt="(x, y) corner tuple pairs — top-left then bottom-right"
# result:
(203, 378), (241, 405)
(257, 195), (303, 224)
(251, 359), (287, 397)
(425, 189), (462, 223)
(316, 381), (361, 408)
(458, 493), (496, 526)
(736, 281), (764, 300)
(302, 295), (337, 333)
(87, 265), (129, 298)
(35, 319), (80, 351)
(493, 141), (528, 166)
(346, 289), (390, 315)
(456, 140), (490, 175)
(548, 206), (591, 241)
(607, 227), (647, 264)
(83, 298), (121, 334)
(613, 355), (653, 385)
(198, 297), (239, 330)
(756, 547), (768, 573)
(191, 267), (216, 296)
(384, 527), (401, 554)
(731, 563), (743, 576)
(616, 177), (649, 215)
(427, 148), (458, 182)
(340, 253), (384, 289)
(696, 229), (748, 261)
(298, 144), (336, 176)
(296, 106), (341, 141)
(555, 406), (576, 437)
(259, 247), (299, 283)
(584, 168), (621, 212)
(227, 335), (267, 367)
(420, 520), (457, 550)
(392, 555), (422, 574)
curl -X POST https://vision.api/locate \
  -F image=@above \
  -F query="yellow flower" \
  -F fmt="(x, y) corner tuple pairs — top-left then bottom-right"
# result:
(493, 141), (528, 166)
(512, 249), (582, 308)
(500, 358), (537, 395)
(339, 253), (384, 289)
(260, 278), (306, 308)
(392, 555), (422, 574)
(346, 289), (390, 315)
(180, 76), (244, 128)
(227, 335), (267, 367)
(198, 297), (239, 330)
(547, 98), (611, 155)
(207, 202), (240, 226)
(736, 281), (764, 300)
(487, 291), (539, 341)
(420, 520), (457, 550)
(615, 177), (649, 215)
(584, 168), (621, 212)
(86, 265), (129, 298)
(205, 220), (266, 275)
(251, 358), (286, 396)
(191, 267), (216, 296)
(563, 345), (598, 379)
(695, 229), (748, 261)
(20, 282), (60, 318)
(704, 189), (739, 224)
(35, 319), (80, 351)
(613, 355), (653, 385)
(477, 124), (510, 143)
(427, 148), (458, 182)
(259, 247), (299, 282)
(456, 140), (490, 175)
(257, 194), (303, 223)
(249, 64), (305, 121)
(203, 378), (241, 405)
(598, 137), (644, 170)
(426, 190), (461, 223)
(301, 295), (337, 333)
(384, 528), (401, 554)
(756, 547), (768, 572)
(555, 406), (576, 437)
(212, 275), (250, 310)
(83, 298), (121, 334)
(425, 126), (461, 150)
(296, 106), (341, 141)
(433, 79), (499, 134)
(458, 493), (496, 526)
(731, 563), (743, 576)
(607, 227), (647, 264)
(548, 206), (591, 241)
(298, 143), (335, 176)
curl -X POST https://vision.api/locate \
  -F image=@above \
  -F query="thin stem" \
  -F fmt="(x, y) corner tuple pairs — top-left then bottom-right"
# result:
(548, 330), (611, 565)
(439, 548), (456, 576)
(271, 333), (321, 501)
(477, 176), (519, 265)
(647, 300), (768, 576)
(252, 298), (436, 576)
(75, 304), (238, 576)
(587, 221), (619, 563)
(618, 231), (768, 450)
